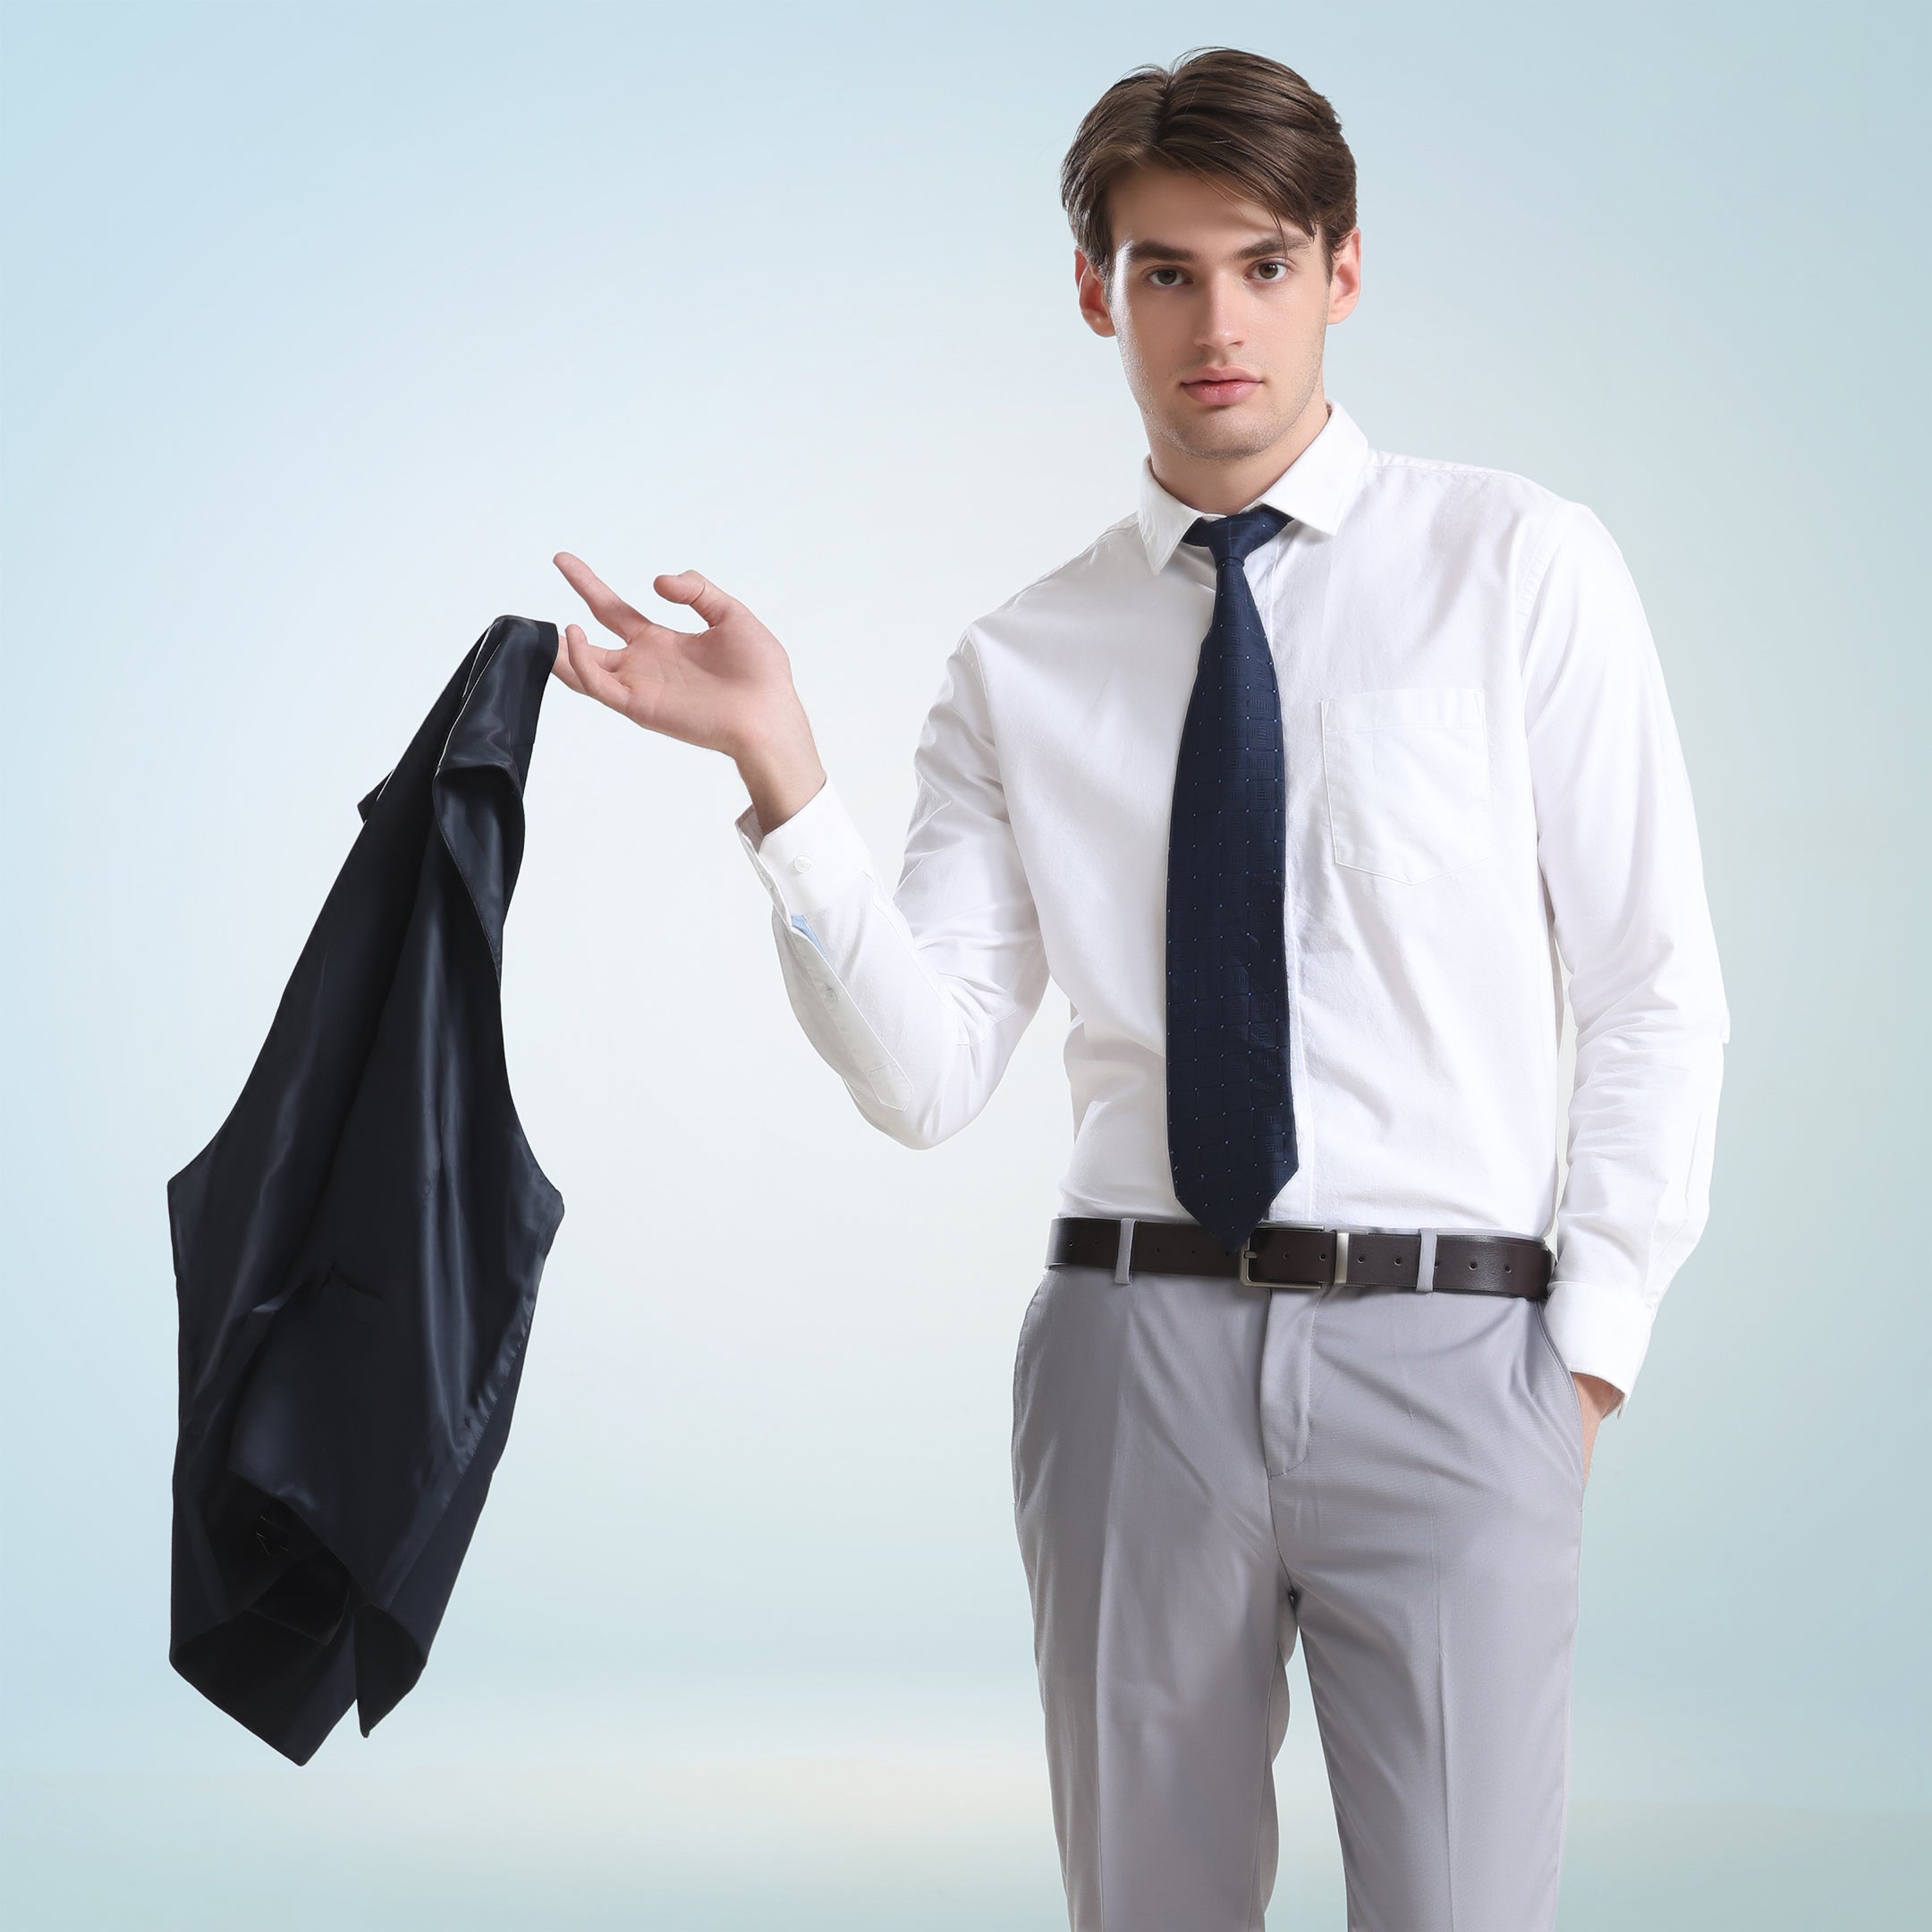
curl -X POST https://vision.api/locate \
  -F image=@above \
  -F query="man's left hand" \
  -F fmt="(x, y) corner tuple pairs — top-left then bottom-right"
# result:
(1572, 1373), (1623, 1488)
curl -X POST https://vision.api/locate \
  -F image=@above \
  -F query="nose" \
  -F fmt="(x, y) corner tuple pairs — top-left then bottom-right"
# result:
(1195, 269), (1248, 354)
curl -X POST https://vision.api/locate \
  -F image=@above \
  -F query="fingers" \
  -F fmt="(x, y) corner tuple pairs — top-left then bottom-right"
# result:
(549, 622), (584, 692)
(554, 548), (741, 642)
(655, 569), (738, 629)
(554, 550), (657, 642)
(560, 622), (631, 714)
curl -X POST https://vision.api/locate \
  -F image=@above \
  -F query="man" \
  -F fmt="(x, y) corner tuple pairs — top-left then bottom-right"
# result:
(549, 47), (1727, 1932)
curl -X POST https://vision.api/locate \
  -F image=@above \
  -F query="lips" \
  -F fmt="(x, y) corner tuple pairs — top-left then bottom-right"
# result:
(1182, 369), (1261, 405)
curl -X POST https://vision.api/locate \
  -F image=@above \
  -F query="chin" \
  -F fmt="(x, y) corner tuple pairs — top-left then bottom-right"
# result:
(1163, 410), (1291, 463)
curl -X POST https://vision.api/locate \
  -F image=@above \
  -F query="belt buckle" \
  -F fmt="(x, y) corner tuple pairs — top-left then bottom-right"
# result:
(1236, 1230), (1314, 1288)
(1238, 1227), (1347, 1289)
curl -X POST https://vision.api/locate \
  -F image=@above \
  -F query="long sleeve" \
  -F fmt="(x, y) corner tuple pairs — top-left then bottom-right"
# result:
(1521, 502), (1731, 1402)
(733, 631), (1052, 1149)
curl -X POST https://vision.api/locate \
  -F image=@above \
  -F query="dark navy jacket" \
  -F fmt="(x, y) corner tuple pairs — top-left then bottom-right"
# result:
(165, 615), (564, 1764)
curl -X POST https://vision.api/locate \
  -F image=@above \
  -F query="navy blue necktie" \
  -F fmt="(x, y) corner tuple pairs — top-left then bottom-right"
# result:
(1165, 504), (1299, 1254)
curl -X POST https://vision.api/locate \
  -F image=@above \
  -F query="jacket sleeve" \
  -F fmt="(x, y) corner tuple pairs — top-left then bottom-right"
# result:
(1521, 501), (1731, 1405)
(733, 631), (1051, 1149)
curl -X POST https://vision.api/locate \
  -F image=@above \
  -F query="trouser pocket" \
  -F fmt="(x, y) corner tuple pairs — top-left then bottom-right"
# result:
(1531, 1301), (1587, 1496)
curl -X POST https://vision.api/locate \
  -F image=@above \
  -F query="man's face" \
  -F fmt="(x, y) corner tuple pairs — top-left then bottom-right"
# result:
(1077, 165), (1360, 479)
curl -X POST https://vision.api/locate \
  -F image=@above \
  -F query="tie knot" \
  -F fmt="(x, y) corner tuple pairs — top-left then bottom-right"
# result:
(1182, 504), (1290, 567)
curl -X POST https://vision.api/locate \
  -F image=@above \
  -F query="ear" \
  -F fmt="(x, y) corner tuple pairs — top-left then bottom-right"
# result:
(1326, 227), (1363, 326)
(1074, 248), (1117, 339)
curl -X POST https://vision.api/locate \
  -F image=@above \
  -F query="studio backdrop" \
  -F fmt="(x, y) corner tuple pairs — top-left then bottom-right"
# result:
(3, 3), (1925, 1928)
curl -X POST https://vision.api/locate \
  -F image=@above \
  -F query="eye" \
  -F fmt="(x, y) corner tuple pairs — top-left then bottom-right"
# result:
(1148, 267), (1185, 287)
(1253, 259), (1289, 283)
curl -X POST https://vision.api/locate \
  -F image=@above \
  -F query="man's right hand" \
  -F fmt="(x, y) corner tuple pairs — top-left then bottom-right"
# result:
(550, 551), (826, 835)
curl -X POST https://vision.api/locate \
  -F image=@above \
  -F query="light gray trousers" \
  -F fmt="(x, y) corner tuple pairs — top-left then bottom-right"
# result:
(1011, 1258), (1586, 1932)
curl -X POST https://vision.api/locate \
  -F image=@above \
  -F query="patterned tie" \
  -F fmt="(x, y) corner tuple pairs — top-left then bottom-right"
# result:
(1165, 504), (1299, 1254)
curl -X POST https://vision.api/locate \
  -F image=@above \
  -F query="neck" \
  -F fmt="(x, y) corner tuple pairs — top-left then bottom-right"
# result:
(1147, 386), (1332, 515)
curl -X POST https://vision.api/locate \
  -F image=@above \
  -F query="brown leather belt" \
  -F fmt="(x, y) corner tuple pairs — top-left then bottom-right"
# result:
(1046, 1215), (1552, 1300)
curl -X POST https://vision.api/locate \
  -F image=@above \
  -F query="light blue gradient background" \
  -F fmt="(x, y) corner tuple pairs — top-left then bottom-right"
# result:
(3, 2), (1926, 1925)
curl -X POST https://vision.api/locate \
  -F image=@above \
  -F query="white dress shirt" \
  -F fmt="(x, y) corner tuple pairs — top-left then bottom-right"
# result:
(733, 400), (1728, 1400)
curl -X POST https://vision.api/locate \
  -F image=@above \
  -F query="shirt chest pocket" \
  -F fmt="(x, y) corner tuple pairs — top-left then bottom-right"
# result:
(1320, 686), (1494, 884)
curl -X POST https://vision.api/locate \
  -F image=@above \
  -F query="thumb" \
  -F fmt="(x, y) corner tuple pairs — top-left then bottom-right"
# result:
(655, 569), (737, 629)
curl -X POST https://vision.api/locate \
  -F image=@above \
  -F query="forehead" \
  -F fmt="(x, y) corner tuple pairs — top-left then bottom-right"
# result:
(1105, 164), (1309, 254)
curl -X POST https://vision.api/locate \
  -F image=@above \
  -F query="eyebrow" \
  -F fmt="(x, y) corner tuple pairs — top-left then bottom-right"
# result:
(1122, 232), (1311, 266)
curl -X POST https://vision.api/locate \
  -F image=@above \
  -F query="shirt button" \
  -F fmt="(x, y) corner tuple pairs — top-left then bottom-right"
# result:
(791, 856), (812, 874)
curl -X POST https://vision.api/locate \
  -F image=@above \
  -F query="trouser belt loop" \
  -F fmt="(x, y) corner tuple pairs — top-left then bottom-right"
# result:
(1415, 1230), (1437, 1293)
(1113, 1216), (1136, 1285)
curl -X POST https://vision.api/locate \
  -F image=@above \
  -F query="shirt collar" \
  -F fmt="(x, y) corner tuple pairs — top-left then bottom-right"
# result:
(1135, 398), (1372, 575)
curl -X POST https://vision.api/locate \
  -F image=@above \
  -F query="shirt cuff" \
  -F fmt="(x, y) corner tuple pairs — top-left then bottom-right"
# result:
(1540, 1278), (1651, 1410)
(733, 775), (877, 919)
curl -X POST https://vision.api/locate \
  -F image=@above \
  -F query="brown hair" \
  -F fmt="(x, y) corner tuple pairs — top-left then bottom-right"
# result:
(1060, 47), (1358, 283)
